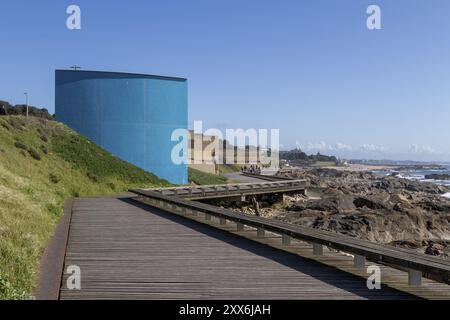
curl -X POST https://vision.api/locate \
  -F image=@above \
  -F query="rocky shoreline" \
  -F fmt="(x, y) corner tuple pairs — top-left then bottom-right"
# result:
(424, 174), (450, 181)
(222, 168), (450, 258)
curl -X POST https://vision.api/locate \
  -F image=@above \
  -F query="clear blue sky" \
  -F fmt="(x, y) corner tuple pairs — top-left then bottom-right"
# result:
(1, 0), (450, 161)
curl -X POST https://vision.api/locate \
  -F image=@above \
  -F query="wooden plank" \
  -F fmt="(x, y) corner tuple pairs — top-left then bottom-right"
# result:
(139, 198), (450, 300)
(131, 189), (450, 285)
(35, 199), (74, 300)
(59, 197), (421, 300)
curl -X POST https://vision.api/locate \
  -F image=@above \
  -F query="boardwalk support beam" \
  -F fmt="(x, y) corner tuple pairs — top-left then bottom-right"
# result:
(313, 243), (323, 255)
(354, 255), (366, 268)
(282, 234), (291, 246)
(257, 228), (265, 238)
(408, 269), (422, 286)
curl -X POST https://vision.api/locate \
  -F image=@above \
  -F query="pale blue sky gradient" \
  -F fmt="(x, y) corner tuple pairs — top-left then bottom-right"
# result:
(1, 0), (450, 161)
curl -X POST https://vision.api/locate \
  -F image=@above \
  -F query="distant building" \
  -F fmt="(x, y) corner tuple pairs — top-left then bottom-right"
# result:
(187, 130), (262, 174)
(188, 130), (218, 174)
(55, 70), (188, 184)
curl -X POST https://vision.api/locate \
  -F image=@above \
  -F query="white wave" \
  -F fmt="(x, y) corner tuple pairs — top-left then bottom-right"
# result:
(442, 193), (450, 199)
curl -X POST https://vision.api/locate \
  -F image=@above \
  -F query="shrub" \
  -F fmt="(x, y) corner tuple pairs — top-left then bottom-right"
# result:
(8, 117), (25, 130)
(1, 122), (11, 131)
(39, 134), (48, 143)
(87, 172), (98, 183)
(14, 141), (27, 150)
(71, 190), (80, 198)
(40, 145), (48, 155)
(49, 173), (60, 184)
(27, 148), (41, 161)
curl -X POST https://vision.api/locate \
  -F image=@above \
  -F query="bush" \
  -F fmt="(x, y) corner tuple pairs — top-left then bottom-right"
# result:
(28, 148), (41, 161)
(87, 172), (98, 183)
(14, 141), (27, 150)
(1, 122), (11, 131)
(8, 117), (26, 130)
(40, 145), (48, 155)
(37, 127), (49, 142)
(49, 173), (60, 184)
(39, 134), (48, 143)
(71, 190), (80, 198)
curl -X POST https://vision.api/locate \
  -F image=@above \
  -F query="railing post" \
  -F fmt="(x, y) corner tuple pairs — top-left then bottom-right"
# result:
(236, 222), (244, 231)
(354, 255), (366, 268)
(313, 243), (323, 255)
(408, 269), (422, 286)
(257, 228), (265, 238)
(205, 213), (211, 221)
(282, 234), (291, 246)
(220, 218), (227, 225)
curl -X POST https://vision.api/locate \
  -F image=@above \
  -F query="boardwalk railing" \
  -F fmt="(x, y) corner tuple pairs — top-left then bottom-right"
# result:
(131, 188), (450, 287)
(149, 180), (307, 200)
(241, 172), (295, 181)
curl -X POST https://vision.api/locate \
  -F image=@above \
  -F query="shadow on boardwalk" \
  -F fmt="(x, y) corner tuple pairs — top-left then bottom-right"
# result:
(123, 198), (418, 300)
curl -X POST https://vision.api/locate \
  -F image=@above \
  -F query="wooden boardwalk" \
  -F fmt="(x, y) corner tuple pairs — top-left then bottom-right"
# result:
(58, 196), (420, 300)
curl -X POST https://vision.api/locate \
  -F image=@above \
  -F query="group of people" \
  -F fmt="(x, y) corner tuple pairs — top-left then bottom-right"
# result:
(241, 165), (262, 174)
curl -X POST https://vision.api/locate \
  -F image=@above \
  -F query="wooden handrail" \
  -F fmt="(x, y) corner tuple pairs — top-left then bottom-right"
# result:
(130, 188), (450, 286)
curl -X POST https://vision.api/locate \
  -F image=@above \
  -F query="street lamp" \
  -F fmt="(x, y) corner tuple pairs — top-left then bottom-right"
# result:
(24, 92), (29, 118)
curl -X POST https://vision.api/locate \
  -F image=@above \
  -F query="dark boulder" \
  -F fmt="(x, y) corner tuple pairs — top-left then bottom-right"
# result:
(425, 174), (450, 181)
(353, 197), (387, 210)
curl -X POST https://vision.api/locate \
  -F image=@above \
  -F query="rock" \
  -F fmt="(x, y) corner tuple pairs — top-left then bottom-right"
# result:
(260, 167), (450, 257)
(425, 245), (441, 256)
(353, 197), (387, 210)
(425, 174), (450, 180)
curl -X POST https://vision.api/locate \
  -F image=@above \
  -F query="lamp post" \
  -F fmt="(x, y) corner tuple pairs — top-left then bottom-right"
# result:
(24, 92), (29, 118)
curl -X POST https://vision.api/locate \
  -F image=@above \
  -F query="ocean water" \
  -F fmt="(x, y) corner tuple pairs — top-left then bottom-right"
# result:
(373, 166), (450, 197)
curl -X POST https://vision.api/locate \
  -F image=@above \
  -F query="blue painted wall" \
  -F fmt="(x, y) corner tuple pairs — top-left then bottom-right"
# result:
(55, 70), (188, 184)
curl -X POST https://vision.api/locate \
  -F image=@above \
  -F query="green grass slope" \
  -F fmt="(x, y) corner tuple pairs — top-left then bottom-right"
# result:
(188, 168), (228, 185)
(0, 116), (170, 299)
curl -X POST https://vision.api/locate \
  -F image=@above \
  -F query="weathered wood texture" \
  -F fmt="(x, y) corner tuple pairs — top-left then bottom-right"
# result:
(59, 197), (420, 300)
(140, 180), (306, 200)
(131, 189), (450, 285)
(35, 199), (73, 300)
(241, 173), (294, 181)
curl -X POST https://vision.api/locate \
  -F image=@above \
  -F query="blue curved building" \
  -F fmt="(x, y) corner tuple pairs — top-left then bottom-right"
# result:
(55, 70), (188, 184)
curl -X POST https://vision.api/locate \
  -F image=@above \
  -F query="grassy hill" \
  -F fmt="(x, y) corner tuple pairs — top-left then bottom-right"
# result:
(188, 168), (228, 185)
(0, 116), (170, 299)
